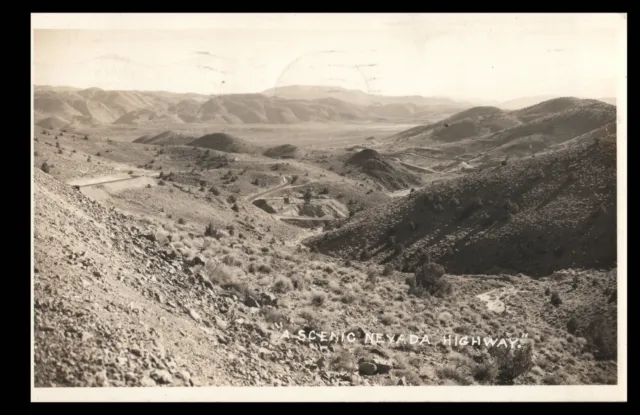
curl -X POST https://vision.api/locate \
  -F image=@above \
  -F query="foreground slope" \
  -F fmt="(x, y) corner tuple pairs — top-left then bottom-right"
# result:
(34, 166), (618, 386)
(306, 135), (616, 277)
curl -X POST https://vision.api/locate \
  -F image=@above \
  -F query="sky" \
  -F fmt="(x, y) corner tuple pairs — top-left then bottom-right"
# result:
(32, 13), (625, 102)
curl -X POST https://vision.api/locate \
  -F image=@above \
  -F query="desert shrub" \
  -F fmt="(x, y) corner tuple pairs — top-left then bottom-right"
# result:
(311, 293), (326, 307)
(488, 342), (534, 385)
(320, 187), (329, 194)
(405, 276), (417, 288)
(204, 262), (237, 286)
(257, 264), (272, 274)
(360, 247), (371, 260)
(566, 316), (579, 334)
(232, 203), (240, 212)
(340, 293), (356, 304)
(505, 199), (520, 214)
(210, 187), (220, 196)
(273, 277), (293, 293)
(330, 350), (357, 372)
(382, 264), (394, 276)
(303, 189), (313, 202)
(585, 316), (617, 360)
(472, 363), (498, 384)
(40, 162), (50, 173)
(550, 291), (562, 307)
(414, 262), (451, 298)
(366, 269), (378, 285)
(386, 235), (396, 248)
(436, 366), (467, 383)
(261, 308), (289, 326)
(177, 218), (186, 225)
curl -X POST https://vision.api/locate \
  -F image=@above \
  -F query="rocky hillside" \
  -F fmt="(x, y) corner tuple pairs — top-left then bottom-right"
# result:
(34, 166), (618, 387)
(306, 134), (617, 277)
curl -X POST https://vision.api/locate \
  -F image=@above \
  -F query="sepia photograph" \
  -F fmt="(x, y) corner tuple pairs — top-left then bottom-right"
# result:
(31, 13), (626, 402)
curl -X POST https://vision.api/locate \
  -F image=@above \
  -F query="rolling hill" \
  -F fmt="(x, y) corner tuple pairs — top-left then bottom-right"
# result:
(134, 130), (261, 155)
(386, 98), (616, 160)
(34, 85), (472, 126)
(342, 148), (423, 191)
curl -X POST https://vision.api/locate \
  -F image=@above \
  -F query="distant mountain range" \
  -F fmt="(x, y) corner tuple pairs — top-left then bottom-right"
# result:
(33, 84), (616, 128)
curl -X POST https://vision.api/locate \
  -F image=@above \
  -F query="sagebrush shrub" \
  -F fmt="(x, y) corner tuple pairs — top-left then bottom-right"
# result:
(488, 342), (534, 385)
(413, 262), (451, 297)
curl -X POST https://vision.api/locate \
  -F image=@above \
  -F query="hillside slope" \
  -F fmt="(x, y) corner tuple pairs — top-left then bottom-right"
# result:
(306, 135), (617, 277)
(344, 148), (423, 191)
(392, 106), (523, 144)
(34, 168), (361, 387)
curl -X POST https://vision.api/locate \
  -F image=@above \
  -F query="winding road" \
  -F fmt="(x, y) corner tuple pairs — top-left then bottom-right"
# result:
(66, 170), (160, 188)
(245, 176), (333, 223)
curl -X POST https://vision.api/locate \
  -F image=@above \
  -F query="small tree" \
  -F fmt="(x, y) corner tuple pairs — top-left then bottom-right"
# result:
(303, 188), (313, 203)
(414, 261), (451, 297)
(205, 222), (218, 238)
(488, 342), (534, 385)
(550, 291), (562, 307)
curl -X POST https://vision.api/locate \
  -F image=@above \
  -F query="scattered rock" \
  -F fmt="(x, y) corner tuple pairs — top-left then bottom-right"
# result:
(151, 369), (173, 385)
(140, 377), (157, 387)
(177, 371), (191, 382)
(141, 233), (156, 242)
(244, 296), (260, 308)
(190, 256), (206, 267)
(260, 292), (278, 307)
(188, 308), (201, 322)
(358, 362), (377, 376)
